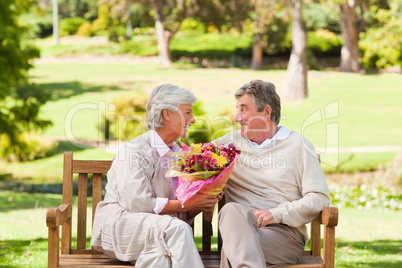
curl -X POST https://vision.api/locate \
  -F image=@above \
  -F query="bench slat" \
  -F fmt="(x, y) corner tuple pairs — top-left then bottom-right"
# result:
(77, 173), (88, 249)
(92, 173), (103, 226)
(59, 254), (222, 267)
(73, 160), (112, 174)
(62, 152), (74, 254)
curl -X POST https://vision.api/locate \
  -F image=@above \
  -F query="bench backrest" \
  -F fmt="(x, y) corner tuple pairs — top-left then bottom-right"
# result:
(62, 152), (322, 257)
(61, 152), (111, 254)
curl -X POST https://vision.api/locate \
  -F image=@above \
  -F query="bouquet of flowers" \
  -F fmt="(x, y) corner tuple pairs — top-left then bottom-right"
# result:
(166, 141), (241, 236)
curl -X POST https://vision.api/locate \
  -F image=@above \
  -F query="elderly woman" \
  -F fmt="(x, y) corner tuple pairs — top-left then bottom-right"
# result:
(91, 84), (219, 267)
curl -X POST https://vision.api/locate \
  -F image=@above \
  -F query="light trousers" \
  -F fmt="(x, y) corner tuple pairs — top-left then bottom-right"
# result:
(219, 202), (306, 268)
(104, 217), (203, 268)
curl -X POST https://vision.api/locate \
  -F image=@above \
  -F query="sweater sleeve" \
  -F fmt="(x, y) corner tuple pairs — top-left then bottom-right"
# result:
(111, 150), (158, 214)
(269, 137), (330, 227)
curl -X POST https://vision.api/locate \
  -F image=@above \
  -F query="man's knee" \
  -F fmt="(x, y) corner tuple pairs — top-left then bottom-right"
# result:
(219, 202), (248, 226)
(219, 202), (243, 216)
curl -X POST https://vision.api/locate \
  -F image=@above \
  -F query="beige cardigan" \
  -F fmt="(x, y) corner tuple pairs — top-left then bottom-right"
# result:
(90, 132), (187, 261)
(217, 130), (330, 241)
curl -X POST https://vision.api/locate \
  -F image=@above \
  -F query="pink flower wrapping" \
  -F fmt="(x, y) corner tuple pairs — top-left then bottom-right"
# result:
(166, 142), (241, 217)
(175, 154), (239, 205)
(165, 142), (241, 226)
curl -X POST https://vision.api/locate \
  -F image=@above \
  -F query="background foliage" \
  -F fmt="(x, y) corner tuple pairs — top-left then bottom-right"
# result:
(0, 0), (52, 161)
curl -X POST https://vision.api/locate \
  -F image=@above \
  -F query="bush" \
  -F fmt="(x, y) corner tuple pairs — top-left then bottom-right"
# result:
(0, 133), (57, 162)
(360, 6), (402, 68)
(91, 4), (110, 35)
(100, 94), (148, 141)
(59, 17), (89, 36)
(115, 26), (128, 41)
(119, 36), (158, 56)
(186, 102), (237, 145)
(307, 29), (343, 56)
(330, 184), (401, 210)
(179, 18), (205, 32)
(304, 2), (340, 33)
(77, 22), (93, 36)
(22, 13), (53, 38)
(132, 27), (156, 36)
(171, 32), (252, 59)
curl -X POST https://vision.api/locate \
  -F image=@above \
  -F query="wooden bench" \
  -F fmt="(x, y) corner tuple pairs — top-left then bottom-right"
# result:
(46, 152), (338, 267)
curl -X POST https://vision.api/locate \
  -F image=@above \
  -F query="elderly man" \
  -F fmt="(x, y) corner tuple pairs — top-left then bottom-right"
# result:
(216, 80), (330, 267)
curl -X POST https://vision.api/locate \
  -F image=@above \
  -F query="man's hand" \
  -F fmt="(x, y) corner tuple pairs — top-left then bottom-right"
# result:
(253, 209), (274, 227)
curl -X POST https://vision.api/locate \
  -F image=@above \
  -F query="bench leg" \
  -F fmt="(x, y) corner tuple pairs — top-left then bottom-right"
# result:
(48, 226), (60, 268)
(323, 226), (335, 268)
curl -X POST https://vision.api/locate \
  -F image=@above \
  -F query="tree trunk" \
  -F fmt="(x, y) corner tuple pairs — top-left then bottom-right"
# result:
(52, 0), (59, 46)
(251, 2), (264, 70)
(339, 1), (362, 72)
(126, 8), (132, 40)
(152, 1), (172, 66)
(283, 0), (308, 100)
(251, 35), (264, 70)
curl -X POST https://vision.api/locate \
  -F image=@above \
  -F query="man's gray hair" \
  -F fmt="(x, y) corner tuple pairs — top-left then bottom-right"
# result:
(235, 80), (281, 125)
(146, 84), (197, 130)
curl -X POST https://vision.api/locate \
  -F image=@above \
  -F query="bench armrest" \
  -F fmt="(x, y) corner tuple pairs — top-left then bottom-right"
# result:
(46, 204), (72, 228)
(316, 207), (338, 227)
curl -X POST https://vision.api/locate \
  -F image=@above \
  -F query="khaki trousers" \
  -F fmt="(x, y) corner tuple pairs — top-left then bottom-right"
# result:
(218, 203), (306, 268)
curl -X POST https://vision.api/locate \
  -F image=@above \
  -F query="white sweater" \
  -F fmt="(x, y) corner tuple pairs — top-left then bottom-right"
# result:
(217, 129), (330, 240)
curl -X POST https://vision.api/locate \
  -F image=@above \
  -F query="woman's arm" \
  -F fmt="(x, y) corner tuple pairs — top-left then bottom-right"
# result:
(160, 193), (219, 215)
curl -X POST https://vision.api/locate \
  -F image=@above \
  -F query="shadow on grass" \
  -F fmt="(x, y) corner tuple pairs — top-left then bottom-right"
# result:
(0, 178), (104, 212)
(0, 191), (63, 212)
(335, 239), (402, 267)
(0, 142), (98, 193)
(40, 81), (124, 101)
(49, 140), (91, 156)
(0, 238), (48, 267)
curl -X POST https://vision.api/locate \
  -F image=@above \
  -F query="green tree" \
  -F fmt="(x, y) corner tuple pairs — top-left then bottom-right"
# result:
(360, 1), (402, 68)
(108, 0), (199, 65)
(0, 0), (52, 161)
(252, 1), (290, 70)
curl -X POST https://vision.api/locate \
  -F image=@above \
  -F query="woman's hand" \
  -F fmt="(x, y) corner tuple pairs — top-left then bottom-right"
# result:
(253, 209), (274, 228)
(182, 193), (219, 212)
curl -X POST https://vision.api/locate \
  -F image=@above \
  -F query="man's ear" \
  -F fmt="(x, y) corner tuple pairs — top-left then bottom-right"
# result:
(162, 109), (170, 121)
(265, 105), (272, 119)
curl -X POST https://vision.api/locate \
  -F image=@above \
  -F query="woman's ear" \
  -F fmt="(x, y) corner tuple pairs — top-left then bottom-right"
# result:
(162, 109), (170, 121)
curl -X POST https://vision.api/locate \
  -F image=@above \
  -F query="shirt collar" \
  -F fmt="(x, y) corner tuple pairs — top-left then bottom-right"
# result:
(149, 129), (180, 157)
(249, 126), (290, 150)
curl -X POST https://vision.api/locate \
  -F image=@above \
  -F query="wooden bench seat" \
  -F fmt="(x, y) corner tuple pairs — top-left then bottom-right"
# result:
(47, 152), (338, 268)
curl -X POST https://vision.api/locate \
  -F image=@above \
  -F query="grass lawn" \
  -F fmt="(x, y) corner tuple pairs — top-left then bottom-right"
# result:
(1, 46), (401, 266)
(1, 191), (401, 267)
(29, 62), (402, 148)
(2, 61), (396, 182)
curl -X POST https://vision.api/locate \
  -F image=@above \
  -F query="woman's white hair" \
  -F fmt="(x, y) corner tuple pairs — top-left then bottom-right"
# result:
(146, 84), (197, 130)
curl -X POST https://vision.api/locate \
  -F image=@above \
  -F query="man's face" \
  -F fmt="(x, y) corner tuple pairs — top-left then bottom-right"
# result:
(235, 94), (270, 141)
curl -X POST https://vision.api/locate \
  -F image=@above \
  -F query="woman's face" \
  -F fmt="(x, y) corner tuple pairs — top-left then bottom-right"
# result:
(169, 104), (195, 139)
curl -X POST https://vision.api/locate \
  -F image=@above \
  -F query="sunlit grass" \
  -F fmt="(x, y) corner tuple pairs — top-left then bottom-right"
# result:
(1, 191), (401, 268)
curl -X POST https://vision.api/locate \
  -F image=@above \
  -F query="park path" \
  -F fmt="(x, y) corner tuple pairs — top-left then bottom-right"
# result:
(51, 137), (402, 155)
(34, 54), (157, 64)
